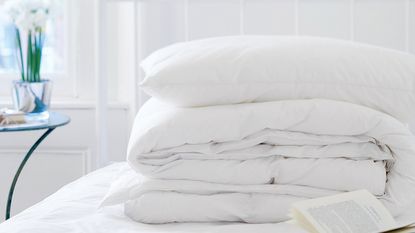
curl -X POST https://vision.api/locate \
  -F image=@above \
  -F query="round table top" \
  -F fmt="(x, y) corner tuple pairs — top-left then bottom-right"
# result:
(0, 112), (70, 132)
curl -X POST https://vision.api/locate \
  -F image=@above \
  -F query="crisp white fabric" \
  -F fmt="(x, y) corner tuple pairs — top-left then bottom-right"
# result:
(131, 130), (389, 193)
(141, 36), (415, 123)
(102, 168), (340, 224)
(110, 98), (415, 223)
(0, 163), (311, 233)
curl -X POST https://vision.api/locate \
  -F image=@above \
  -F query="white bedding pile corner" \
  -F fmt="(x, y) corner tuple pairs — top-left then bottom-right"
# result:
(102, 36), (415, 224)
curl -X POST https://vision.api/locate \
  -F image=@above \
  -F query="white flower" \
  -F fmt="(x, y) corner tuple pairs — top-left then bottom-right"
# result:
(23, 0), (50, 11)
(2, 0), (24, 23)
(33, 9), (48, 30)
(15, 10), (35, 31)
(1, 0), (56, 32)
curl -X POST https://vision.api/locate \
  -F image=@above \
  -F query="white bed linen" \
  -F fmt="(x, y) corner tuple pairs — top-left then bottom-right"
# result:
(127, 99), (391, 192)
(118, 98), (415, 223)
(0, 163), (309, 233)
(140, 36), (415, 124)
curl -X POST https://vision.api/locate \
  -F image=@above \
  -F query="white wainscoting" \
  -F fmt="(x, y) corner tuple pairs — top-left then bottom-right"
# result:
(0, 148), (90, 216)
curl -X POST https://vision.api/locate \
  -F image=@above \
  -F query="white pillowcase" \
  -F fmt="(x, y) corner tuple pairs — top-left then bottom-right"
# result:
(140, 36), (415, 123)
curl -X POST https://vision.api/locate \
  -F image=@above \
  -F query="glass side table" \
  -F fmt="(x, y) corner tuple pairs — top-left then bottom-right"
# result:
(0, 112), (70, 220)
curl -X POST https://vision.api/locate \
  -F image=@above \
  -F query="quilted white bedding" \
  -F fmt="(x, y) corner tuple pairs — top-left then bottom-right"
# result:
(103, 98), (415, 224)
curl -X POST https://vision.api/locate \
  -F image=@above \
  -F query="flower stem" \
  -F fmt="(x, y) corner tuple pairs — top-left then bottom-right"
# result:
(15, 28), (24, 82)
(36, 30), (43, 82)
(34, 32), (39, 82)
(38, 30), (43, 82)
(27, 31), (32, 82)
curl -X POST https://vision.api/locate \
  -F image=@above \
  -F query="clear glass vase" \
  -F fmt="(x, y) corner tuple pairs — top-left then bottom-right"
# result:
(12, 80), (52, 120)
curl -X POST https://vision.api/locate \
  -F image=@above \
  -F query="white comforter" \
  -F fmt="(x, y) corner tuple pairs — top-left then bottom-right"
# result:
(105, 98), (415, 223)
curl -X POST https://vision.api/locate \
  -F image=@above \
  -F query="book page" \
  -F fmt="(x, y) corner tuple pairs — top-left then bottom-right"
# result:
(386, 226), (415, 233)
(292, 190), (397, 233)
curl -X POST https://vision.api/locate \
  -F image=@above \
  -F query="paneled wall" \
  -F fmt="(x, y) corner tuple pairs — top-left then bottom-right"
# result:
(138, 0), (414, 55)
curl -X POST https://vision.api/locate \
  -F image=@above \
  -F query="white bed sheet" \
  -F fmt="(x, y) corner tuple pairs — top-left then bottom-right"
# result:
(0, 163), (308, 233)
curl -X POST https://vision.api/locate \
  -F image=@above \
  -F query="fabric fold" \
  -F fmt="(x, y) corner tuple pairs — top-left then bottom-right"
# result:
(102, 98), (415, 223)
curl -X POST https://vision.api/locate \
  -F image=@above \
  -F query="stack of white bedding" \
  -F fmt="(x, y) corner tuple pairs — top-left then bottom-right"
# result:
(102, 36), (415, 224)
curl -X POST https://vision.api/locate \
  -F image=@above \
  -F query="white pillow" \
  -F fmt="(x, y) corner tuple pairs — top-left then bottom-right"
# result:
(140, 36), (415, 123)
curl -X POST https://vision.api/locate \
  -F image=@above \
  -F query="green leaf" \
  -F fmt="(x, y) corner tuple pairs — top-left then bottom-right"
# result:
(18, 29), (46, 83)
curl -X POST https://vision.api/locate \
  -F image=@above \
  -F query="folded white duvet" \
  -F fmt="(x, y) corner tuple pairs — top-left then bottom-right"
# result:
(104, 98), (415, 223)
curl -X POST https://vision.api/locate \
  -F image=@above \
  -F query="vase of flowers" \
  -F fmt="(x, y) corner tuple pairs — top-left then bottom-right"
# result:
(3, 0), (56, 119)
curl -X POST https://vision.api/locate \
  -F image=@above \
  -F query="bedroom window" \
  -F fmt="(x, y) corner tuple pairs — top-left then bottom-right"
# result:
(0, 1), (66, 75)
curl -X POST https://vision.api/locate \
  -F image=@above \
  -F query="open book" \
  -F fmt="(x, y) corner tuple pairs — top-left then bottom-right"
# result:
(0, 108), (47, 130)
(0, 109), (26, 126)
(290, 190), (415, 233)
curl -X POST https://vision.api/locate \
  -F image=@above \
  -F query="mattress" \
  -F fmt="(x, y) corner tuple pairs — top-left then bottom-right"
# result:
(0, 163), (307, 233)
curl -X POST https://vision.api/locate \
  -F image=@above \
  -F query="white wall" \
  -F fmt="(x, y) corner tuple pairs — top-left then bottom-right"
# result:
(138, 0), (415, 55)
(1, 0), (414, 221)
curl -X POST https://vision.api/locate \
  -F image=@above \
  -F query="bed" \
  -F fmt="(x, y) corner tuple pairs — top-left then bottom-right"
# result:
(0, 162), (308, 233)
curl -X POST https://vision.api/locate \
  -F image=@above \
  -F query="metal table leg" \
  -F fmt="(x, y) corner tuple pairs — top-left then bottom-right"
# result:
(5, 128), (55, 220)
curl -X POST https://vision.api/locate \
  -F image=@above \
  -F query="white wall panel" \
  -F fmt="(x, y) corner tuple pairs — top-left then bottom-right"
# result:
(0, 149), (89, 219)
(298, 0), (351, 39)
(409, 0), (415, 53)
(134, 0), (414, 54)
(107, 109), (129, 162)
(188, 0), (241, 39)
(354, 0), (407, 50)
(141, 0), (186, 56)
(244, 0), (296, 35)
